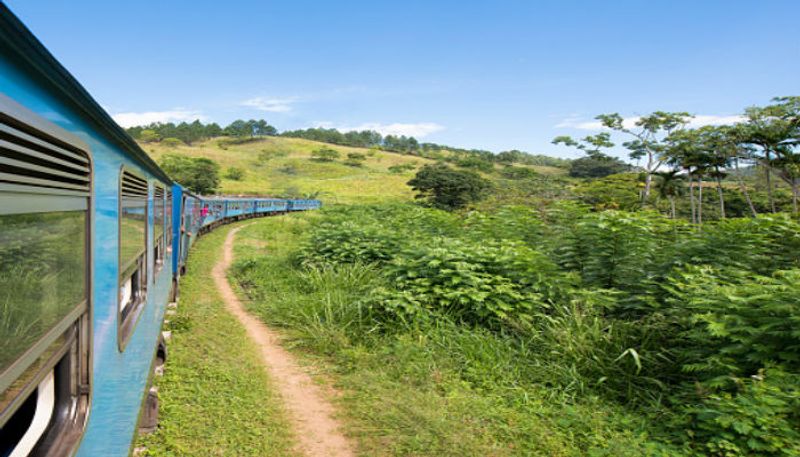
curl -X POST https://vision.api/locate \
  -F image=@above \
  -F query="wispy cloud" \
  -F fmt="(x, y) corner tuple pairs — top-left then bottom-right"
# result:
(240, 96), (298, 112)
(112, 109), (207, 128)
(315, 121), (445, 138)
(556, 114), (745, 131)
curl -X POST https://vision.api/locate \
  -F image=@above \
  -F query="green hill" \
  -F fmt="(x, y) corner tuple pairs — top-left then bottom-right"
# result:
(142, 136), (566, 204)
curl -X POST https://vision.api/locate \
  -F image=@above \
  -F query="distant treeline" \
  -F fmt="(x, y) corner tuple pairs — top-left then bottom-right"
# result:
(126, 120), (571, 168)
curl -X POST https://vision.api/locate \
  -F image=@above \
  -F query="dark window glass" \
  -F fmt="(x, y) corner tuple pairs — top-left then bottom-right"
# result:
(0, 211), (86, 375)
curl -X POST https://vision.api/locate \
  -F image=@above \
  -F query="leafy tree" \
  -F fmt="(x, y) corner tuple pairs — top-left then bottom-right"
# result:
(653, 170), (685, 219)
(159, 154), (220, 194)
(311, 147), (340, 162)
(407, 163), (492, 210)
(597, 111), (692, 204)
(139, 129), (160, 143)
(568, 155), (630, 178)
(741, 97), (800, 213)
(553, 132), (630, 178)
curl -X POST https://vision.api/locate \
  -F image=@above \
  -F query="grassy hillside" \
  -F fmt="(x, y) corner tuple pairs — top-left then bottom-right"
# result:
(142, 136), (566, 203)
(143, 137), (431, 203)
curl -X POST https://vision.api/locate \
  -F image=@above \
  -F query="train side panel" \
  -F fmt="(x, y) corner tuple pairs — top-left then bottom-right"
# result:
(0, 50), (173, 456)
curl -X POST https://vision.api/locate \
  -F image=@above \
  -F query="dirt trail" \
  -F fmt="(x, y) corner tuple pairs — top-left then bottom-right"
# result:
(212, 226), (355, 457)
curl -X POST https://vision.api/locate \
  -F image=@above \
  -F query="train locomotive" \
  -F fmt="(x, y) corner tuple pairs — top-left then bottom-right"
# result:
(0, 5), (320, 456)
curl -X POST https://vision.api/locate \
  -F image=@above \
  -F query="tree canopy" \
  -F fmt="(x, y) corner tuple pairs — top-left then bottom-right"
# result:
(159, 154), (220, 194)
(407, 163), (492, 210)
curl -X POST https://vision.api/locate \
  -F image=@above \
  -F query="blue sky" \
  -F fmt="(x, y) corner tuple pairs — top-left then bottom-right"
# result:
(6, 0), (799, 159)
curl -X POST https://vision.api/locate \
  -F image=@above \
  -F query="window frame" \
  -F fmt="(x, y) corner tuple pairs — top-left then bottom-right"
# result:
(118, 166), (149, 351)
(0, 93), (92, 457)
(152, 183), (166, 279)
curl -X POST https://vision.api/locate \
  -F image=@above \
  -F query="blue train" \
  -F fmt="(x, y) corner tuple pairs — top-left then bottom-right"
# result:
(0, 5), (320, 456)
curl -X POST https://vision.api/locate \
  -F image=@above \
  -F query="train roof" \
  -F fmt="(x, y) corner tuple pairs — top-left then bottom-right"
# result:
(0, 4), (173, 184)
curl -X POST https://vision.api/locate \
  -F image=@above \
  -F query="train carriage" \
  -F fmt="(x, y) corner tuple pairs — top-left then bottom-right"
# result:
(0, 5), (320, 456)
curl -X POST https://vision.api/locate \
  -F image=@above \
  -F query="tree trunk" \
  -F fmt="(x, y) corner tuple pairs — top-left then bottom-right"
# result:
(765, 150), (776, 213)
(669, 196), (676, 219)
(792, 180), (799, 215)
(698, 178), (704, 228)
(715, 167), (726, 219)
(688, 172), (696, 224)
(734, 158), (758, 217)
(643, 171), (653, 206)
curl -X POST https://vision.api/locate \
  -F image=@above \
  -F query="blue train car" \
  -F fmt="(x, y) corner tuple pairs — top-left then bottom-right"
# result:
(0, 7), (174, 456)
(0, 6), (321, 456)
(288, 199), (323, 211)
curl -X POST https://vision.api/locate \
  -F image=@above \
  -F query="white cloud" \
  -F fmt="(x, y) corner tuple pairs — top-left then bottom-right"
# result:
(314, 121), (445, 138)
(112, 109), (207, 128)
(556, 114), (745, 131)
(240, 97), (298, 112)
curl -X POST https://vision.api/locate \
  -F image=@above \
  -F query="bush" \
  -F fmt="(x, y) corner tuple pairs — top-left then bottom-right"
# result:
(684, 368), (800, 456)
(224, 167), (245, 181)
(388, 163), (416, 174)
(372, 238), (571, 329)
(408, 163), (493, 210)
(299, 222), (401, 266)
(344, 153), (367, 167)
(500, 166), (539, 180)
(161, 137), (185, 147)
(311, 147), (340, 162)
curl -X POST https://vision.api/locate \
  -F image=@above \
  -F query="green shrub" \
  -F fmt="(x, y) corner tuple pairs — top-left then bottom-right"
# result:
(224, 167), (245, 180)
(373, 238), (571, 328)
(161, 137), (185, 147)
(299, 221), (401, 266)
(311, 147), (340, 162)
(684, 368), (800, 457)
(388, 163), (416, 174)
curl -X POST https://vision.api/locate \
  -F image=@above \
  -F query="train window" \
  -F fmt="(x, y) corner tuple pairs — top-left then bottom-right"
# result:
(153, 184), (165, 276)
(165, 190), (172, 249)
(0, 94), (91, 456)
(119, 168), (148, 349)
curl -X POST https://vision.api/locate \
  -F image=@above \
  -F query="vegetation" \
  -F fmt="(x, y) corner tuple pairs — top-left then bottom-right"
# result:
(407, 163), (493, 210)
(158, 154), (220, 194)
(136, 224), (296, 456)
(235, 203), (800, 456)
(310, 147), (341, 162)
(137, 94), (799, 456)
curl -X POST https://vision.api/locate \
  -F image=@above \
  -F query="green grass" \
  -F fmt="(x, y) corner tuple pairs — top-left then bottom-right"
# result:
(135, 222), (297, 457)
(143, 136), (567, 204)
(232, 215), (661, 457)
(144, 137), (433, 204)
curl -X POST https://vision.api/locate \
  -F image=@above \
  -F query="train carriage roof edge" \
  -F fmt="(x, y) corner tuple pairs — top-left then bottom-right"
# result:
(0, 3), (173, 185)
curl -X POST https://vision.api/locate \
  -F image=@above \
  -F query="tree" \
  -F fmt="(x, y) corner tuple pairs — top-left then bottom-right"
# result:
(159, 154), (220, 194)
(653, 170), (685, 219)
(596, 111), (692, 204)
(407, 163), (492, 210)
(311, 147), (340, 162)
(139, 129), (160, 143)
(741, 97), (800, 214)
(568, 155), (630, 178)
(552, 133), (630, 178)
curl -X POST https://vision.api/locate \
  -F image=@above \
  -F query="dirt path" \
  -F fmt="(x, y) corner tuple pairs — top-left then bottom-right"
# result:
(212, 226), (355, 457)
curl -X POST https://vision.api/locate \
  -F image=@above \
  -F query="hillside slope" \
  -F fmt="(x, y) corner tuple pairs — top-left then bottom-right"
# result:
(143, 137), (434, 204)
